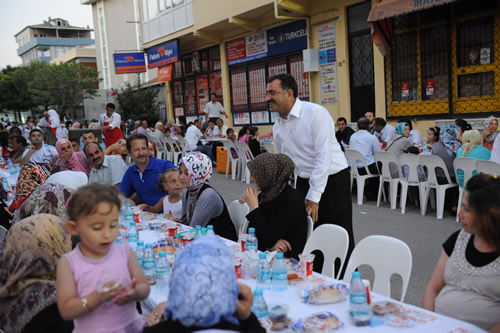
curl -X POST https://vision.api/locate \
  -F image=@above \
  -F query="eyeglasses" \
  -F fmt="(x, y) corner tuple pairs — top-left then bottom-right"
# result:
(265, 89), (288, 97)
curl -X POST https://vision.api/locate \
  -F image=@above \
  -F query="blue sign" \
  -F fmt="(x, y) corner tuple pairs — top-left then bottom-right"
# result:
(146, 39), (180, 69)
(267, 20), (307, 57)
(319, 49), (336, 65)
(114, 52), (146, 74)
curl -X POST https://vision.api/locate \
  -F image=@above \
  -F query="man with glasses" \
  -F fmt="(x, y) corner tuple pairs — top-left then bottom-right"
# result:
(19, 129), (58, 165)
(266, 74), (353, 273)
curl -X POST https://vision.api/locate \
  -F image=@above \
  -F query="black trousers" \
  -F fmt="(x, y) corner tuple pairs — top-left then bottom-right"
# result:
(296, 168), (354, 279)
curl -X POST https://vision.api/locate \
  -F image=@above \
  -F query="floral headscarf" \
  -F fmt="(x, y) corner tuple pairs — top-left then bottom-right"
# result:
(180, 153), (213, 190)
(12, 183), (73, 224)
(483, 116), (499, 143)
(164, 235), (238, 328)
(440, 124), (462, 158)
(247, 153), (295, 204)
(461, 130), (482, 157)
(9, 163), (51, 211)
(395, 122), (408, 136)
(0, 214), (72, 333)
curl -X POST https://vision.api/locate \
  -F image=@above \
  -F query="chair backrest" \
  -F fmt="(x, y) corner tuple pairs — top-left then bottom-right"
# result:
(222, 140), (239, 159)
(476, 160), (500, 176)
(344, 149), (371, 176)
(343, 235), (412, 301)
(228, 200), (249, 234)
(453, 157), (477, 189)
(399, 153), (422, 184)
(303, 224), (349, 279)
(420, 154), (454, 186)
(375, 151), (400, 180)
(235, 141), (254, 161)
(0, 225), (7, 243)
(306, 216), (313, 240)
(177, 137), (190, 152)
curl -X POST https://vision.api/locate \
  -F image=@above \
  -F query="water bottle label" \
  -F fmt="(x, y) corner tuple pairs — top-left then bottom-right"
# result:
(350, 294), (367, 305)
(143, 260), (155, 270)
(258, 271), (270, 281)
(128, 235), (137, 242)
(273, 272), (287, 281)
(156, 269), (167, 280)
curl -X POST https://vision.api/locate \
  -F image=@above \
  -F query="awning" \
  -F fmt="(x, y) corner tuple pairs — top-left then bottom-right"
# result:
(368, 0), (456, 56)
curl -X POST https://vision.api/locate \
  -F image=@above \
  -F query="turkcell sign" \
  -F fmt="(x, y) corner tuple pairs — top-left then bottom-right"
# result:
(146, 39), (180, 69)
(114, 52), (147, 74)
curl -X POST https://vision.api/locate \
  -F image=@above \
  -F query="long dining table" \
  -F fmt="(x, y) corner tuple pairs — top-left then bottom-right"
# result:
(137, 214), (485, 333)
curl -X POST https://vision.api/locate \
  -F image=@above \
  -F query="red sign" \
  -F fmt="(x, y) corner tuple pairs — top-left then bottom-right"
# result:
(226, 37), (246, 62)
(401, 82), (409, 97)
(157, 64), (172, 82)
(196, 76), (209, 113)
(426, 79), (434, 96)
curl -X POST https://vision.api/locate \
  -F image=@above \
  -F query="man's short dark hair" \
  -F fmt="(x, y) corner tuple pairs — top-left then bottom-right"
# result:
(374, 117), (387, 127)
(207, 119), (215, 124)
(267, 74), (298, 99)
(30, 128), (43, 137)
(337, 117), (347, 124)
(13, 135), (27, 147)
(106, 103), (115, 109)
(9, 127), (22, 137)
(365, 111), (375, 117)
(194, 119), (201, 125)
(357, 117), (370, 130)
(83, 130), (96, 138)
(69, 137), (80, 144)
(211, 93), (217, 98)
(126, 133), (148, 152)
(83, 142), (102, 157)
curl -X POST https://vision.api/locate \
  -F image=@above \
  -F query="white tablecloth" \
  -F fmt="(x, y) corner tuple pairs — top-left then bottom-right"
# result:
(138, 218), (485, 333)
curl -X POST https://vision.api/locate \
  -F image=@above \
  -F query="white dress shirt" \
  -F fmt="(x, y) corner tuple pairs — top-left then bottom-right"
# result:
(349, 130), (382, 168)
(377, 124), (395, 143)
(217, 125), (228, 137)
(185, 126), (203, 150)
(89, 155), (128, 185)
(204, 101), (225, 118)
(273, 98), (348, 203)
(99, 112), (121, 129)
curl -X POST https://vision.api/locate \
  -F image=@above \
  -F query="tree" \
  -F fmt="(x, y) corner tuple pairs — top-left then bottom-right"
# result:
(0, 66), (35, 121)
(27, 62), (54, 112)
(114, 75), (160, 121)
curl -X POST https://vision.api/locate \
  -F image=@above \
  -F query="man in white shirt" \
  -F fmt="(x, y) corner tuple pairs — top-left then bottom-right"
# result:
(349, 117), (382, 200)
(216, 119), (228, 138)
(20, 129), (58, 165)
(185, 119), (213, 161)
(204, 93), (228, 123)
(374, 117), (395, 147)
(84, 142), (127, 186)
(98, 103), (123, 148)
(267, 73), (353, 268)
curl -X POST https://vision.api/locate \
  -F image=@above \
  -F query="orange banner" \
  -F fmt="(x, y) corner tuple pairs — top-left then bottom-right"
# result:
(157, 64), (173, 82)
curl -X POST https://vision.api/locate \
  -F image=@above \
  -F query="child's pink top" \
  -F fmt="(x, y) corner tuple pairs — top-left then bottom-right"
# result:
(65, 243), (145, 333)
(239, 134), (248, 143)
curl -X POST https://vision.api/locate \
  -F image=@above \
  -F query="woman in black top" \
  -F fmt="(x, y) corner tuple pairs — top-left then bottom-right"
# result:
(241, 153), (307, 259)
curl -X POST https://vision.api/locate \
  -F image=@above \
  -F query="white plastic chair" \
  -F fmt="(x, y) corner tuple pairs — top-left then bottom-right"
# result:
(344, 149), (379, 205)
(399, 154), (426, 214)
(221, 140), (241, 180)
(0, 225), (7, 243)
(235, 141), (254, 184)
(150, 137), (164, 159)
(476, 160), (500, 176)
(343, 235), (412, 301)
(306, 216), (313, 240)
(163, 137), (182, 166)
(302, 224), (349, 279)
(375, 151), (400, 210)
(420, 155), (458, 219)
(453, 158), (477, 222)
(228, 200), (249, 235)
(177, 137), (200, 156)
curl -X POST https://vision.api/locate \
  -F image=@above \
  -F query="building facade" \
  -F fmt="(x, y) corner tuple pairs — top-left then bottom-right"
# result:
(15, 17), (94, 66)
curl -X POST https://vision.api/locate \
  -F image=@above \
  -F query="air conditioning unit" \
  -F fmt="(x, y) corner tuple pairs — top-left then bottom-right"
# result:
(303, 48), (319, 72)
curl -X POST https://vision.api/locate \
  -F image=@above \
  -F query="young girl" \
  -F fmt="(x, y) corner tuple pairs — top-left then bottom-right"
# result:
(248, 126), (261, 157)
(56, 183), (149, 333)
(138, 168), (183, 221)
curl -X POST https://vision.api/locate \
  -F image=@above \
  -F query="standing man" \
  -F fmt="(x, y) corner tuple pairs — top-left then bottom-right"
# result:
(266, 74), (353, 270)
(84, 142), (127, 186)
(98, 103), (123, 148)
(204, 93), (228, 123)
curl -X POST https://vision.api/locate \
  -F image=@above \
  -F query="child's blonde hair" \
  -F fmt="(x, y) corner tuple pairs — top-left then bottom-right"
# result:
(157, 168), (179, 192)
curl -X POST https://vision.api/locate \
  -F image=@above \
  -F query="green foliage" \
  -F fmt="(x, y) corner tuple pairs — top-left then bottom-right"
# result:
(114, 76), (160, 121)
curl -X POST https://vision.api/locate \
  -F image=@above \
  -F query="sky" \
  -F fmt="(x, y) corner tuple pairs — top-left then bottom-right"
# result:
(0, 0), (94, 69)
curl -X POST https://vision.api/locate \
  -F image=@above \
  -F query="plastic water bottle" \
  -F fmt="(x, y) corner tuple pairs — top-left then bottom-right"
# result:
(7, 159), (15, 176)
(256, 252), (271, 290)
(349, 271), (372, 326)
(156, 251), (171, 295)
(116, 201), (127, 243)
(194, 225), (203, 240)
(0, 155), (5, 169)
(245, 227), (258, 252)
(251, 289), (268, 319)
(272, 253), (288, 291)
(143, 243), (156, 285)
(135, 241), (144, 267)
(124, 203), (134, 228)
(2, 177), (10, 193)
(206, 225), (215, 236)
(127, 222), (138, 251)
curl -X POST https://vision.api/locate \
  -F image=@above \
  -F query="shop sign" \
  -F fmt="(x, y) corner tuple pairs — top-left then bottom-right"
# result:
(157, 64), (172, 82)
(147, 40), (180, 69)
(114, 52), (147, 74)
(425, 80), (434, 96)
(318, 22), (338, 104)
(402, 82), (409, 97)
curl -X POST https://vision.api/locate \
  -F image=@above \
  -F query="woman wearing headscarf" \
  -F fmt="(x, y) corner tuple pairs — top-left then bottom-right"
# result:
(179, 153), (237, 241)
(456, 130), (491, 187)
(8, 162), (51, 211)
(481, 116), (499, 151)
(432, 124), (462, 183)
(385, 122), (413, 178)
(0, 214), (73, 333)
(144, 236), (264, 332)
(53, 139), (91, 176)
(241, 153), (307, 259)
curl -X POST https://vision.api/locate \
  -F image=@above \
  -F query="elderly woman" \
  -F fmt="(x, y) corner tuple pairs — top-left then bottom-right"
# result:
(481, 116), (499, 151)
(144, 236), (264, 332)
(0, 214), (73, 333)
(386, 122), (412, 156)
(241, 153), (307, 259)
(456, 130), (491, 187)
(423, 174), (500, 331)
(9, 162), (51, 211)
(179, 153), (237, 241)
(432, 124), (462, 183)
(53, 139), (91, 176)
(151, 121), (166, 139)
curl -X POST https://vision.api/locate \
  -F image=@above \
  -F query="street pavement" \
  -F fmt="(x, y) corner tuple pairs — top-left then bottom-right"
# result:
(208, 170), (461, 307)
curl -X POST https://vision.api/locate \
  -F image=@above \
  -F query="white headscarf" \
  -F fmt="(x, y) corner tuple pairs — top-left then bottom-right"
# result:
(45, 171), (88, 191)
(490, 134), (500, 164)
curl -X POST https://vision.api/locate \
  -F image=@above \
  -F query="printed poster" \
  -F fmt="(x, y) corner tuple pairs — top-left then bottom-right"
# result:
(318, 22), (338, 104)
(251, 111), (270, 124)
(233, 112), (251, 126)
